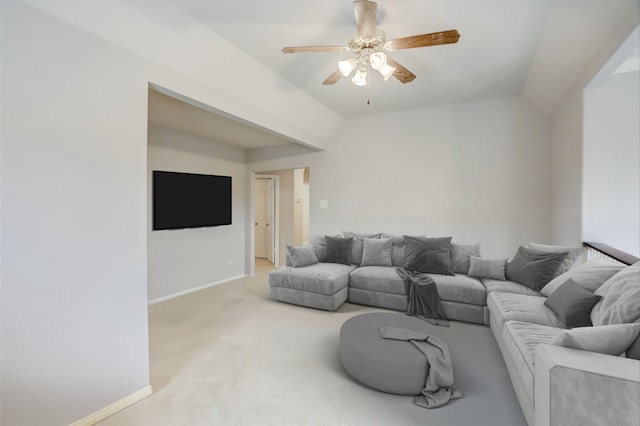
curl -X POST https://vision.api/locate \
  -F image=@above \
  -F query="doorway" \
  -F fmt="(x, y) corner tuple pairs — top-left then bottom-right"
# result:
(255, 176), (277, 264)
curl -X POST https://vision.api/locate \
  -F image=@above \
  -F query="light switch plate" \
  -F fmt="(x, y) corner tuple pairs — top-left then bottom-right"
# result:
(320, 200), (329, 209)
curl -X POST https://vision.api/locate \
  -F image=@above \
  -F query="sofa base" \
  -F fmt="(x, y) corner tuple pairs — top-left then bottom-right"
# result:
(348, 288), (489, 325)
(270, 286), (348, 311)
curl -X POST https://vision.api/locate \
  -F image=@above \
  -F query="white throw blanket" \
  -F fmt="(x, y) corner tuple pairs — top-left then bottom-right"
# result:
(379, 326), (462, 408)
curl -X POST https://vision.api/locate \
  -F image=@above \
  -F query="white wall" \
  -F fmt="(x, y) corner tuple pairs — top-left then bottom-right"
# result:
(147, 126), (246, 302)
(583, 71), (640, 256)
(249, 96), (552, 258)
(1, 3), (150, 424)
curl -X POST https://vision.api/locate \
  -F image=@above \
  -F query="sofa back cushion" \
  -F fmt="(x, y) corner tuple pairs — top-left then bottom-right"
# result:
(308, 234), (339, 262)
(540, 258), (625, 297)
(343, 231), (381, 265)
(591, 262), (640, 326)
(451, 242), (481, 274)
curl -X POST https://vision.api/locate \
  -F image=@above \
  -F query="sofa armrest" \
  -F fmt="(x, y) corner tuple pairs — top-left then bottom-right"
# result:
(535, 344), (640, 426)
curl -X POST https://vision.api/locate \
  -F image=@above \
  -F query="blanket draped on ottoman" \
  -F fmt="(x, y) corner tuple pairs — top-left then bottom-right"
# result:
(379, 326), (462, 408)
(396, 267), (449, 326)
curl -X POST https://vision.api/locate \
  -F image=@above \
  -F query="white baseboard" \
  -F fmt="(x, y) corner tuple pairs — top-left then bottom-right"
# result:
(148, 274), (246, 305)
(70, 386), (152, 426)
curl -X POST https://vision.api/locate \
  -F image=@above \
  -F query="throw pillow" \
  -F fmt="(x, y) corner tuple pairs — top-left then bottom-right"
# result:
(525, 242), (586, 277)
(591, 262), (640, 326)
(505, 246), (569, 291)
(403, 236), (454, 275)
(543, 279), (601, 328)
(343, 231), (381, 265)
(550, 323), (640, 356)
(540, 258), (625, 297)
(323, 236), (353, 265)
(468, 256), (507, 280)
(308, 234), (339, 262)
(361, 237), (393, 267)
(286, 245), (319, 268)
(382, 233), (425, 267)
(451, 242), (481, 274)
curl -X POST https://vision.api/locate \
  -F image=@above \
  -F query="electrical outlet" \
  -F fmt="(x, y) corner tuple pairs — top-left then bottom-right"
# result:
(227, 261), (234, 267)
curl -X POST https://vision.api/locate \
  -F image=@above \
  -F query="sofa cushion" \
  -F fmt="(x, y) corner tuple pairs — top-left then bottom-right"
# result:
(268, 263), (357, 295)
(343, 231), (381, 265)
(506, 246), (568, 291)
(451, 242), (481, 274)
(286, 245), (319, 268)
(540, 258), (625, 297)
(501, 320), (564, 403)
(324, 236), (353, 265)
(592, 262), (640, 326)
(482, 278), (540, 296)
(361, 237), (392, 267)
(382, 233), (425, 267)
(308, 235), (339, 262)
(525, 242), (586, 277)
(543, 279), (601, 328)
(349, 267), (486, 306)
(403, 236), (454, 275)
(468, 257), (507, 280)
(550, 323), (640, 356)
(487, 291), (564, 329)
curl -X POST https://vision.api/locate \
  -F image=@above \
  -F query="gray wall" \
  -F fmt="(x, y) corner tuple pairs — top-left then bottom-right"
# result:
(147, 126), (246, 302)
(249, 96), (552, 258)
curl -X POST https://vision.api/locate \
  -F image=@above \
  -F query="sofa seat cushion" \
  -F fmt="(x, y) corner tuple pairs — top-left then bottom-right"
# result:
(269, 263), (357, 295)
(501, 320), (564, 403)
(488, 291), (563, 328)
(349, 267), (486, 306)
(482, 278), (541, 296)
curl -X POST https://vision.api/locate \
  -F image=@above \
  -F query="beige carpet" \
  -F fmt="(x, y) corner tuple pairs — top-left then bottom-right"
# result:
(99, 260), (526, 425)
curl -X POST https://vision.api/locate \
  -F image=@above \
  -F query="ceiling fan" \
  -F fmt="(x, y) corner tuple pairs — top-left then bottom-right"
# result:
(282, 0), (460, 86)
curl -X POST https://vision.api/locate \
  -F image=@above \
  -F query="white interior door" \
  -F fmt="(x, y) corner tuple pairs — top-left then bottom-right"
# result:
(255, 179), (273, 260)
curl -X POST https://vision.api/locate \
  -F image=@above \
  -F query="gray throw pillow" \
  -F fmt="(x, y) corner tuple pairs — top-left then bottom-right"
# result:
(506, 246), (568, 291)
(468, 256), (507, 280)
(543, 279), (601, 328)
(403, 236), (454, 275)
(382, 233), (425, 267)
(540, 258), (625, 297)
(343, 231), (381, 265)
(286, 245), (319, 268)
(324, 236), (352, 265)
(308, 234), (339, 262)
(361, 237), (392, 267)
(525, 242), (586, 277)
(591, 262), (640, 326)
(451, 242), (481, 274)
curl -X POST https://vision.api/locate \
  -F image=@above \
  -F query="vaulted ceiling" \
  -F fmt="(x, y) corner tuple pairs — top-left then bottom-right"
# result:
(148, 0), (638, 146)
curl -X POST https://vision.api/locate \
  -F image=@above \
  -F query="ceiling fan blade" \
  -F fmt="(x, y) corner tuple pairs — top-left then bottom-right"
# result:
(354, 0), (377, 39)
(322, 69), (344, 85)
(282, 46), (347, 54)
(385, 30), (460, 51)
(386, 57), (416, 83)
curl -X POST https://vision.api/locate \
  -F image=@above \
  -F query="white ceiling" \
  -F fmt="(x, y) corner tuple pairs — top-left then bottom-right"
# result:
(150, 0), (639, 146)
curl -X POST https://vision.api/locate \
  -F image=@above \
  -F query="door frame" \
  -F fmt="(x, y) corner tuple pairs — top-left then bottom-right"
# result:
(254, 174), (279, 268)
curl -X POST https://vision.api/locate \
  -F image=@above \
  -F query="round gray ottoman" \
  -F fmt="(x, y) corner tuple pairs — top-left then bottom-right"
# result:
(339, 312), (446, 395)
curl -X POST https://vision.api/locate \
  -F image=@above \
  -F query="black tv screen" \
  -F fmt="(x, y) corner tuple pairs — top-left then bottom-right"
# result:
(153, 170), (232, 230)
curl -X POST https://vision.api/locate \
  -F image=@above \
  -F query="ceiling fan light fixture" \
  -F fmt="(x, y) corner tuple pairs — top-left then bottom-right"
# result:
(352, 68), (368, 86)
(369, 51), (387, 70)
(378, 63), (396, 81)
(338, 58), (358, 77)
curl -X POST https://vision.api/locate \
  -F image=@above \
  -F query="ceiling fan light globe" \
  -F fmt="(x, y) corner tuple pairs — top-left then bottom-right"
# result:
(378, 63), (396, 81)
(369, 51), (387, 70)
(352, 68), (368, 86)
(338, 58), (357, 77)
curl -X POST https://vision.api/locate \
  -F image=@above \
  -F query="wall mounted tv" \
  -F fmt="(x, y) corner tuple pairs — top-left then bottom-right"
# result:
(153, 170), (232, 231)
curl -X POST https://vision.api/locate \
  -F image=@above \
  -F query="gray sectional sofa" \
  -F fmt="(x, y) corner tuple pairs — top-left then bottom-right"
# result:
(268, 233), (640, 426)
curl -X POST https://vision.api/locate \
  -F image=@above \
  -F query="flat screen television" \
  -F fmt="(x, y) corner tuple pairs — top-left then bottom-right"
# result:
(153, 170), (232, 230)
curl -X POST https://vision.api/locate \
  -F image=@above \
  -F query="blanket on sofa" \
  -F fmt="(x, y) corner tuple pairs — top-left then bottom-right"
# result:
(379, 326), (462, 408)
(397, 267), (449, 326)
